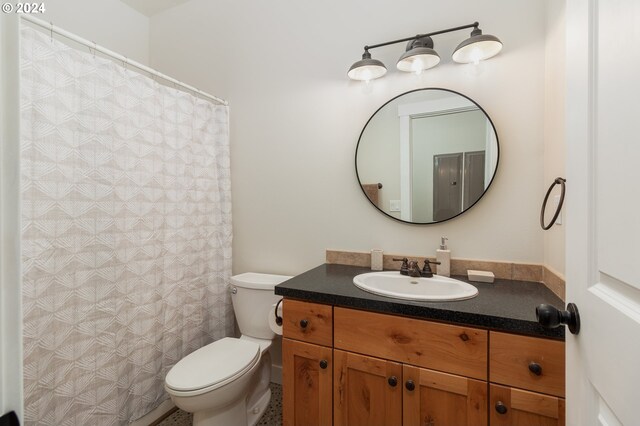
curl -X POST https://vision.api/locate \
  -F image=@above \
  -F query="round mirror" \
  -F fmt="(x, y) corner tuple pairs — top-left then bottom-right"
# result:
(355, 88), (499, 224)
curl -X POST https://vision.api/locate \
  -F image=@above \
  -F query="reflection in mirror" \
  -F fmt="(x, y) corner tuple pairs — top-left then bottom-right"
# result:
(356, 88), (498, 224)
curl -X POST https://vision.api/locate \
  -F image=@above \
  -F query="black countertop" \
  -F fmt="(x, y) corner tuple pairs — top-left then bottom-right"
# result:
(275, 264), (565, 340)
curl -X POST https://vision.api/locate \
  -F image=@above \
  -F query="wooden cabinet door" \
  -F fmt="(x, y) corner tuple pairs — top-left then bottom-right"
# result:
(403, 365), (487, 426)
(490, 384), (565, 426)
(282, 338), (332, 426)
(334, 349), (402, 426)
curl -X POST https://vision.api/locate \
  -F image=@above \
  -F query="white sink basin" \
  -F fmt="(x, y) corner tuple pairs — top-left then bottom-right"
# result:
(353, 271), (478, 302)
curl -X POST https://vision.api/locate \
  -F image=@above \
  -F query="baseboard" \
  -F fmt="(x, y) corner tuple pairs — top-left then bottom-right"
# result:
(130, 399), (176, 426)
(271, 364), (282, 385)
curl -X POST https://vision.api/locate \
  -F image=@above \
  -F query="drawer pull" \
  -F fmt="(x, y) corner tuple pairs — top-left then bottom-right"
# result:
(405, 380), (415, 391)
(528, 362), (543, 376)
(319, 359), (328, 369)
(387, 376), (398, 387)
(459, 333), (470, 341)
(495, 401), (508, 415)
(299, 319), (308, 328)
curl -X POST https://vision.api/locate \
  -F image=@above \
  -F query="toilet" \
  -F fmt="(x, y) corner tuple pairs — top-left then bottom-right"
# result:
(164, 272), (291, 426)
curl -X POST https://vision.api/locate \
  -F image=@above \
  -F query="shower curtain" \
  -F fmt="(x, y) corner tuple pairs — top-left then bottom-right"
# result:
(20, 27), (233, 425)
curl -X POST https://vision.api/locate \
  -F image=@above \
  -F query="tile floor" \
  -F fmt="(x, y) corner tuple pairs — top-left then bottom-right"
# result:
(157, 383), (282, 426)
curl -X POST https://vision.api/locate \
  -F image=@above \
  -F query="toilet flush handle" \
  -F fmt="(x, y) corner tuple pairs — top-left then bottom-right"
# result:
(230, 286), (237, 294)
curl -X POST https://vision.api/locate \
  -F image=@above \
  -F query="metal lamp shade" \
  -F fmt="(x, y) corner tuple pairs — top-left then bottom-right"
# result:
(452, 33), (502, 64)
(396, 47), (440, 72)
(348, 56), (387, 81)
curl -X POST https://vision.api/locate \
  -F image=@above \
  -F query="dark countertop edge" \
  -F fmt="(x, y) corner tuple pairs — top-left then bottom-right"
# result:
(275, 285), (565, 341)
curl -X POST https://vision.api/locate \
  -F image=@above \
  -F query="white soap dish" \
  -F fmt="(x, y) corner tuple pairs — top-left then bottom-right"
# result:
(467, 270), (495, 283)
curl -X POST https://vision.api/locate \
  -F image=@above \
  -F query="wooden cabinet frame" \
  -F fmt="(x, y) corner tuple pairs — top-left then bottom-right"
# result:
(281, 299), (566, 426)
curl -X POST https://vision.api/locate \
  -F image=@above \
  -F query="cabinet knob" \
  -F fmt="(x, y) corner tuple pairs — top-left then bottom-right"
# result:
(387, 376), (398, 387)
(528, 362), (543, 376)
(495, 401), (508, 415)
(319, 359), (328, 369)
(405, 380), (415, 391)
(299, 319), (308, 328)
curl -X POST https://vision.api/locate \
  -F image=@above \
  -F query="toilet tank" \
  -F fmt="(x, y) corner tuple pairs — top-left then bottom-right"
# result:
(230, 272), (292, 339)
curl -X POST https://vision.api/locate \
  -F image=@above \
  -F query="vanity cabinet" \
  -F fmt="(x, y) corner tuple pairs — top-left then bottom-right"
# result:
(281, 299), (565, 426)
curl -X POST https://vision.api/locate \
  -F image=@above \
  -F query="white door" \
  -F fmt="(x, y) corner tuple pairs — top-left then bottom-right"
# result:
(565, 0), (640, 425)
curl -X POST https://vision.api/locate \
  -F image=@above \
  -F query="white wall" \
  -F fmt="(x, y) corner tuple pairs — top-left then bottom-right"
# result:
(39, 0), (149, 64)
(543, 0), (567, 277)
(150, 0), (548, 276)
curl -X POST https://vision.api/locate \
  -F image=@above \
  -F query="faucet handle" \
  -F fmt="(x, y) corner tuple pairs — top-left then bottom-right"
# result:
(392, 258), (409, 275)
(421, 259), (441, 277)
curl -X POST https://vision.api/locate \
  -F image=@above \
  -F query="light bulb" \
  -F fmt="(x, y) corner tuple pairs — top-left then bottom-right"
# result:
(469, 49), (482, 65)
(412, 60), (424, 75)
(466, 59), (485, 76)
(362, 78), (373, 94)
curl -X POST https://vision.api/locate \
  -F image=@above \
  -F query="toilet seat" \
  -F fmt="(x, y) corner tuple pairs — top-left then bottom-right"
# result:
(165, 337), (260, 396)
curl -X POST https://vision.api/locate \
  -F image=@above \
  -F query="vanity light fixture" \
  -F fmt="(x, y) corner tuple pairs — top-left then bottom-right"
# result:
(348, 22), (502, 81)
(347, 51), (387, 81)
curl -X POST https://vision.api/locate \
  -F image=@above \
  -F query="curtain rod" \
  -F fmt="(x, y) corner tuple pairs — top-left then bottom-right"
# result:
(20, 15), (229, 106)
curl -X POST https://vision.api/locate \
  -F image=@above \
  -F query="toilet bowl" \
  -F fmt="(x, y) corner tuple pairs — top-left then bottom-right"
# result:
(164, 273), (291, 426)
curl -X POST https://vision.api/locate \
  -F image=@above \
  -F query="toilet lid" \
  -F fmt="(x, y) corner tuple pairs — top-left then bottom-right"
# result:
(165, 337), (260, 392)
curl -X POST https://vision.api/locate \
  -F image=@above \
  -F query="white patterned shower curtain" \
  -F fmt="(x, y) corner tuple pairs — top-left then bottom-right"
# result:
(19, 27), (233, 425)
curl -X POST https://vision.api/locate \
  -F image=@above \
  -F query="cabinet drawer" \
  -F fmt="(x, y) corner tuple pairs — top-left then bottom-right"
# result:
(283, 299), (333, 346)
(490, 384), (565, 426)
(490, 331), (565, 397)
(334, 307), (488, 380)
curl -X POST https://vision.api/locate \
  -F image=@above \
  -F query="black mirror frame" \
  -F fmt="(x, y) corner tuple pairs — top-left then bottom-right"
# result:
(355, 87), (500, 225)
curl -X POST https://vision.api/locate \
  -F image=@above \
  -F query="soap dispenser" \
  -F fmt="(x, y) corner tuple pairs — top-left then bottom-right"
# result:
(436, 237), (450, 277)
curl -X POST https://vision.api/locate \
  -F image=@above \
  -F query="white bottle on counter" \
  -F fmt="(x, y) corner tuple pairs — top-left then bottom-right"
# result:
(436, 237), (450, 277)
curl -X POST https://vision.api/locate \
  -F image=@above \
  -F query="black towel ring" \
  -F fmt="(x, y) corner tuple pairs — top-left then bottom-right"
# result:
(540, 177), (566, 230)
(274, 298), (283, 326)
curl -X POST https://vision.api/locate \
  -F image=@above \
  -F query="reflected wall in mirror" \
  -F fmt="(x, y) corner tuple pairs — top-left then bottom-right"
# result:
(355, 88), (499, 224)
